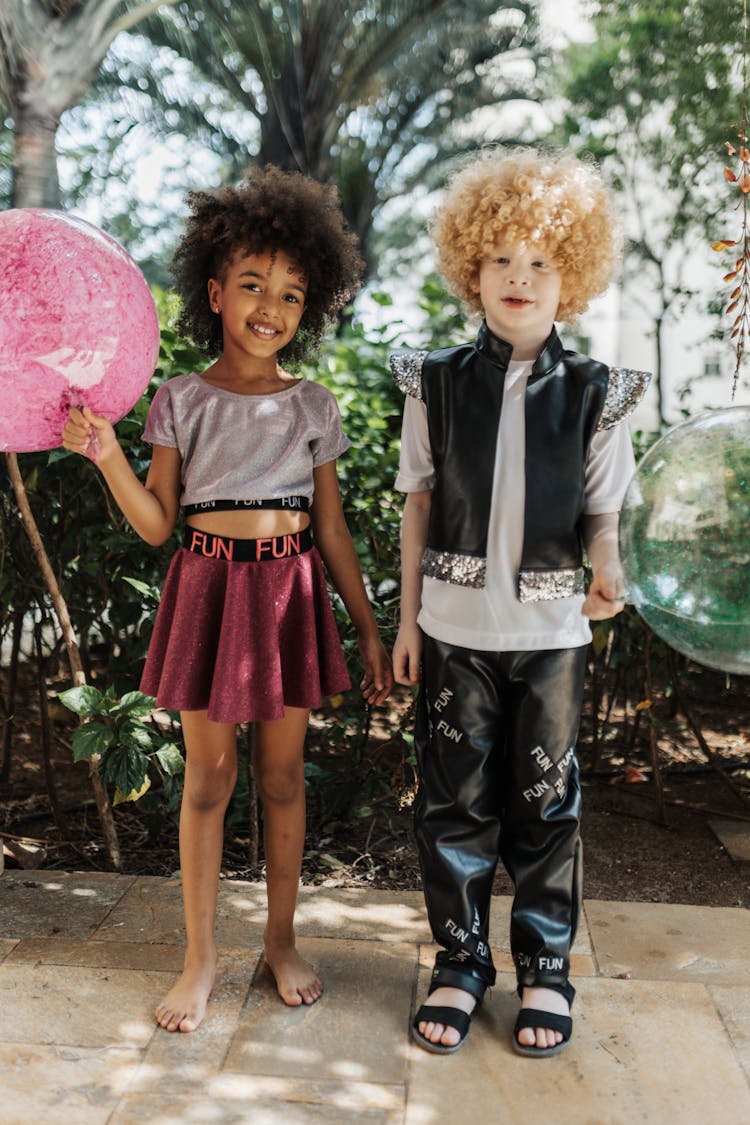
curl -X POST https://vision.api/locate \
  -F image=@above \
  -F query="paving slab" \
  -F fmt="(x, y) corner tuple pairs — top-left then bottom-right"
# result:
(0, 937), (18, 962)
(134, 947), (261, 1085)
(95, 877), (432, 948)
(0, 870), (135, 940)
(1, 875), (748, 1124)
(0, 962), (170, 1048)
(709, 984), (750, 1085)
(223, 937), (415, 1086)
(586, 900), (750, 984)
(405, 968), (750, 1124)
(92, 876), (185, 944)
(709, 818), (750, 862)
(293, 886), (431, 943)
(3, 938), (260, 1022)
(112, 1075), (404, 1124)
(0, 1042), (144, 1125)
(7, 937), (185, 971)
(111, 1085), (402, 1125)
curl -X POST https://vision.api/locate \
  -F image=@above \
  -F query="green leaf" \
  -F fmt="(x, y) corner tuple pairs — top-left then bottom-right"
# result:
(59, 685), (106, 717)
(120, 720), (154, 751)
(99, 743), (148, 796)
(121, 576), (162, 603)
(71, 721), (114, 760)
(155, 743), (186, 776)
(117, 691), (156, 719)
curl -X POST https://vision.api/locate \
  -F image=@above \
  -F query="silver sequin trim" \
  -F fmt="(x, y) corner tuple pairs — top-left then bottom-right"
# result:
(597, 367), (652, 430)
(420, 547), (487, 588)
(518, 567), (585, 603)
(389, 351), (428, 400)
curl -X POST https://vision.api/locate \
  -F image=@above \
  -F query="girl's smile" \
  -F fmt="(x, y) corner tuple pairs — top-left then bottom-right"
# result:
(249, 321), (281, 338)
(208, 248), (307, 373)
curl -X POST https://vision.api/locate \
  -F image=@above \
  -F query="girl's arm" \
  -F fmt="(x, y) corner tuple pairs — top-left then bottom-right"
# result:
(392, 489), (431, 685)
(581, 511), (626, 620)
(310, 459), (392, 705)
(62, 406), (180, 546)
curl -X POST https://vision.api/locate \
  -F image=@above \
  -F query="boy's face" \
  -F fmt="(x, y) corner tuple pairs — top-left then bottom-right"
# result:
(478, 240), (561, 361)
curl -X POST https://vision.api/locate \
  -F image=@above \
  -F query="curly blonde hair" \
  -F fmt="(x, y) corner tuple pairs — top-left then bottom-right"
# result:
(430, 148), (620, 322)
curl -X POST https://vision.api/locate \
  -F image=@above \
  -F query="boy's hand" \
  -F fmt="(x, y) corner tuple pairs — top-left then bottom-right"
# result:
(393, 623), (422, 685)
(582, 562), (626, 620)
(62, 405), (116, 464)
(357, 632), (393, 706)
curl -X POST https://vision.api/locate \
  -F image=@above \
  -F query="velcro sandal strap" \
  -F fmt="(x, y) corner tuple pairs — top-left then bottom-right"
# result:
(429, 952), (487, 1002)
(516, 978), (575, 1007)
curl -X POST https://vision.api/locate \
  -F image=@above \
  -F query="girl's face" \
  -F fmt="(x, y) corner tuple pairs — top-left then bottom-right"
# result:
(478, 240), (562, 361)
(208, 247), (307, 368)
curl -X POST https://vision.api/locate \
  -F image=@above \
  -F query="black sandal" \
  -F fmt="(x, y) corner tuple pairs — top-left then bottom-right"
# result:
(513, 980), (575, 1058)
(513, 1008), (572, 1057)
(412, 951), (488, 1055)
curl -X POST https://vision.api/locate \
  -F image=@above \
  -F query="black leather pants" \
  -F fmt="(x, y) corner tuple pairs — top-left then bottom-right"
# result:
(414, 635), (588, 994)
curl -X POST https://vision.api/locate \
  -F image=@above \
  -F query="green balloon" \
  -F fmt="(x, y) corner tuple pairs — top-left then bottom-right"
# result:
(619, 407), (750, 675)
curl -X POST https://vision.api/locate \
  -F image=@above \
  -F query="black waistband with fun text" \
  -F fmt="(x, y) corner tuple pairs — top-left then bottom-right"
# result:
(182, 496), (309, 517)
(183, 526), (313, 562)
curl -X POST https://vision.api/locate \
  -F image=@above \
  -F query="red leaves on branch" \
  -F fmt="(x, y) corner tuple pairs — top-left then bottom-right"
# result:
(714, 116), (750, 396)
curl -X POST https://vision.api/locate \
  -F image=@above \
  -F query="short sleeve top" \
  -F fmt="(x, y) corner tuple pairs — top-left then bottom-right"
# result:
(396, 359), (637, 651)
(142, 372), (350, 507)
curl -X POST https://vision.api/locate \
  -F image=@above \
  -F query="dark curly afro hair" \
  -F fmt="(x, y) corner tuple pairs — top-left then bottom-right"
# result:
(171, 165), (364, 367)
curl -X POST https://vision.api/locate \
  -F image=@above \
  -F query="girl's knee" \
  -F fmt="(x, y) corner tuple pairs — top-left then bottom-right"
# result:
(183, 762), (237, 811)
(255, 760), (303, 806)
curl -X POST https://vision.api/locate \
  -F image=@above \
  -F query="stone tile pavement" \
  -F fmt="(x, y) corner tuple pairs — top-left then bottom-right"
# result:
(0, 869), (748, 1123)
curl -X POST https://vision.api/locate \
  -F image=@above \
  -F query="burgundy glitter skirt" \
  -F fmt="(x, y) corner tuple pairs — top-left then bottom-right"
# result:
(140, 543), (351, 723)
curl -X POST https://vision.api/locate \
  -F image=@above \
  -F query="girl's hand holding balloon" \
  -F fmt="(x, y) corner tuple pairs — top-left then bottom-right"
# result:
(62, 406), (115, 464)
(0, 209), (159, 456)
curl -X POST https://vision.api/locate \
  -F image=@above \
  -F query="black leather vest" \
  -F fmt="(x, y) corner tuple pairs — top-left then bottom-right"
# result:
(391, 322), (650, 602)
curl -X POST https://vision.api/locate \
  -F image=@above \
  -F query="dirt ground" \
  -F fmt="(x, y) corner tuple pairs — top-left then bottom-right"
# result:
(1, 666), (749, 909)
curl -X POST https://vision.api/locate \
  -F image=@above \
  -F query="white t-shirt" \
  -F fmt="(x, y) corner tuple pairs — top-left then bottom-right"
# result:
(395, 359), (636, 651)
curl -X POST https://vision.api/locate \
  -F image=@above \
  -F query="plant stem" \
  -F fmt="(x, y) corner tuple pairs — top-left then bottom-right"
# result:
(5, 451), (122, 870)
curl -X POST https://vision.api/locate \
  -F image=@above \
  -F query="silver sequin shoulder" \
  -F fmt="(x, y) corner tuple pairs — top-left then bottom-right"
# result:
(389, 350), (428, 400)
(597, 367), (652, 430)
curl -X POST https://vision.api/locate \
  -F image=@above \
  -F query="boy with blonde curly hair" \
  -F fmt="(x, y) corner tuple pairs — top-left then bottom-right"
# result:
(391, 148), (649, 1057)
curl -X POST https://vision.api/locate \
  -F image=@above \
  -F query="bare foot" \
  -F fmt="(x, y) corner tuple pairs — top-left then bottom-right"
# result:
(417, 986), (477, 1048)
(516, 986), (570, 1050)
(155, 952), (218, 1033)
(264, 940), (322, 1006)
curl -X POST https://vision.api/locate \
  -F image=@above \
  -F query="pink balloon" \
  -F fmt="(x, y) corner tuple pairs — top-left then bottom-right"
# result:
(0, 209), (160, 453)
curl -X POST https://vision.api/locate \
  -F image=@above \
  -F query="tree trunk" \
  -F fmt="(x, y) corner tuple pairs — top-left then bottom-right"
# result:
(11, 106), (61, 208)
(2, 0), (180, 209)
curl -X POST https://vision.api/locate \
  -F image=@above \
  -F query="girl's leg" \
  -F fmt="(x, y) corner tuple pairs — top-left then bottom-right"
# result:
(253, 706), (320, 1006)
(155, 710), (238, 1033)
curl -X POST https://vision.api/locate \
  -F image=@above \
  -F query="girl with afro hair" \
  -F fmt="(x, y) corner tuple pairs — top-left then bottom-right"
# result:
(391, 148), (650, 1058)
(64, 165), (392, 1033)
